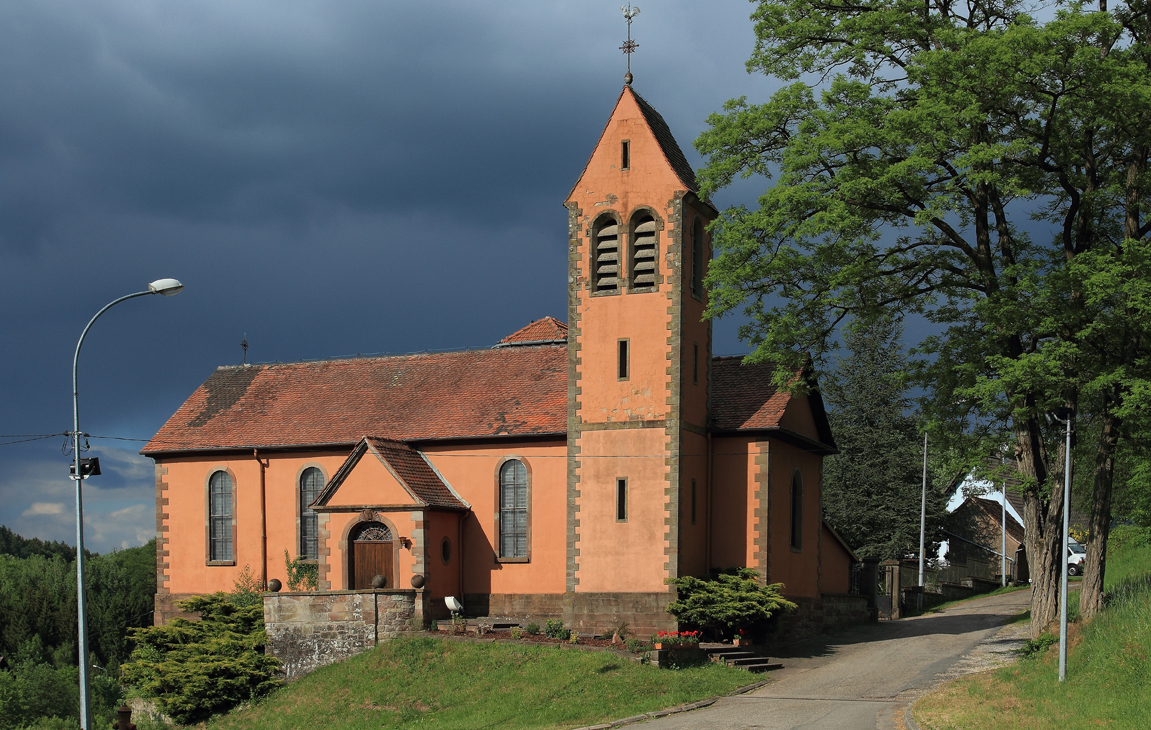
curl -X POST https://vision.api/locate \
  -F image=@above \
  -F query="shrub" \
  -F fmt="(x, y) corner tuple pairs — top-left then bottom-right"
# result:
(509, 626), (526, 640)
(544, 619), (569, 640)
(525, 622), (541, 635)
(1108, 524), (1150, 552)
(624, 638), (652, 653)
(284, 551), (319, 591)
(120, 593), (282, 724)
(666, 568), (797, 638)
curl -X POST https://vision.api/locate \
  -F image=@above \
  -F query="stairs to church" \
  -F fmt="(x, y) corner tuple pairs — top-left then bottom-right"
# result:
(702, 644), (784, 673)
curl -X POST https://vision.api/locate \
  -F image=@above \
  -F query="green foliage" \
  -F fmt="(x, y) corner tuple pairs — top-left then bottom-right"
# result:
(229, 564), (263, 608)
(543, 619), (569, 640)
(508, 626), (525, 640)
(0, 525), (86, 562)
(666, 568), (797, 638)
(1016, 631), (1058, 658)
(821, 316), (949, 559)
(120, 593), (282, 724)
(524, 622), (540, 636)
(283, 551), (318, 592)
(695, 0), (1151, 625)
(624, 638), (652, 653)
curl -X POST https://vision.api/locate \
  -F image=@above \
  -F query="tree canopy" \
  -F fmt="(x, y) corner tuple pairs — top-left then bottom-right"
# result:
(697, 0), (1151, 630)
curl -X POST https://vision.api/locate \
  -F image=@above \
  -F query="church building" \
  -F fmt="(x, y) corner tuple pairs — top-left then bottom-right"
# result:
(145, 82), (852, 635)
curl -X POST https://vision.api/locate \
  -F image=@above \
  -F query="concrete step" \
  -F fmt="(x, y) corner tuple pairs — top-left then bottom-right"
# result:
(728, 655), (773, 667)
(740, 661), (784, 673)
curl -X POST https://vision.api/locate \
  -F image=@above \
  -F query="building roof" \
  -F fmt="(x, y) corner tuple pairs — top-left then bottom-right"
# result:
(313, 437), (468, 511)
(630, 88), (699, 193)
(143, 345), (569, 454)
(144, 340), (830, 455)
(972, 497), (1027, 544)
(498, 316), (568, 345)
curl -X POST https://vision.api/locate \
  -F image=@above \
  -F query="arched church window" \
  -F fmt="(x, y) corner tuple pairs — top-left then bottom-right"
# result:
(208, 471), (234, 562)
(691, 217), (705, 297)
(499, 459), (529, 559)
(630, 213), (658, 289)
(299, 466), (324, 560)
(593, 216), (620, 293)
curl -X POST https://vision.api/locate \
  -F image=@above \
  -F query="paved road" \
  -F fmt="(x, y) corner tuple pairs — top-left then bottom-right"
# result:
(642, 588), (1032, 730)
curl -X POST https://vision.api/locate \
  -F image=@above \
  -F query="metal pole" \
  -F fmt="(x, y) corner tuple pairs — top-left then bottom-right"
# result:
(1002, 481), (1007, 587)
(1059, 414), (1072, 682)
(72, 289), (152, 730)
(919, 433), (927, 588)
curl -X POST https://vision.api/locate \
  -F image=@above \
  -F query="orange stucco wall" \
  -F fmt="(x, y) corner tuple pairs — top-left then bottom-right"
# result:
(323, 450), (420, 508)
(765, 441), (823, 598)
(419, 440), (568, 596)
(678, 431), (709, 578)
(709, 435), (759, 572)
(779, 396), (821, 442)
(821, 523), (853, 594)
(573, 428), (669, 592)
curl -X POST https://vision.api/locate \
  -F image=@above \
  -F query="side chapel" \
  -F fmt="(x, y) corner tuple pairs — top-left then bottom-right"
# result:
(146, 81), (855, 635)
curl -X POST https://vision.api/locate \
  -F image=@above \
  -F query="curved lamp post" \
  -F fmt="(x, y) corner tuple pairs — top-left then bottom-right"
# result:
(71, 278), (183, 730)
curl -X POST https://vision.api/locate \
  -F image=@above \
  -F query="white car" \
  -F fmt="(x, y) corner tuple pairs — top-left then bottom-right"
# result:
(1068, 539), (1087, 576)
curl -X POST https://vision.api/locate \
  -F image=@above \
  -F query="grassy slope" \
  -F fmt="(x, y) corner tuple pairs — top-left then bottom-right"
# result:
(914, 537), (1151, 730)
(206, 637), (753, 730)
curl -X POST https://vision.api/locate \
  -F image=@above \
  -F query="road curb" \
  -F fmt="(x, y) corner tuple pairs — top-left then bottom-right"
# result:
(568, 678), (772, 730)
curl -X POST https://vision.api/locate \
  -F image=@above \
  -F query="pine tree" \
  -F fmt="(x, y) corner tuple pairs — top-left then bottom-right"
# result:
(821, 317), (945, 560)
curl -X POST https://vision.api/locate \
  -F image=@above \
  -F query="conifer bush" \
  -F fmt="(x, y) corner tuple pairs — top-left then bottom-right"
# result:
(666, 568), (796, 639)
(121, 593), (281, 724)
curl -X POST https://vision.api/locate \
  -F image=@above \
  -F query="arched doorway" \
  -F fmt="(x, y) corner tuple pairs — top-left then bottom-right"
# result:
(348, 521), (394, 590)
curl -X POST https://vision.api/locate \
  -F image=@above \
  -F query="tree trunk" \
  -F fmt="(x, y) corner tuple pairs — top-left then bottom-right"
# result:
(1080, 401), (1120, 618)
(1014, 413), (1066, 638)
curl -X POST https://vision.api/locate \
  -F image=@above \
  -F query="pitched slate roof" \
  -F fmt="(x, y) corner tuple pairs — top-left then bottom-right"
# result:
(143, 345), (568, 453)
(312, 437), (468, 511)
(630, 88), (699, 193)
(973, 497), (1026, 544)
(499, 317), (568, 345)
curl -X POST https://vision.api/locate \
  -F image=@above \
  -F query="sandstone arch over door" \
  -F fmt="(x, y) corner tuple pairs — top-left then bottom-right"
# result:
(349, 521), (394, 590)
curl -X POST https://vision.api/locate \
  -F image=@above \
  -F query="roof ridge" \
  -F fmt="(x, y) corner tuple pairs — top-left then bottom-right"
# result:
(628, 87), (699, 192)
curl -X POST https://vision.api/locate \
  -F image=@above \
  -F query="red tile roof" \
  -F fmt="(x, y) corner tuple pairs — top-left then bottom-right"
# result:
(500, 317), (568, 344)
(709, 357), (792, 430)
(143, 346), (568, 453)
(313, 437), (467, 510)
(145, 348), (830, 454)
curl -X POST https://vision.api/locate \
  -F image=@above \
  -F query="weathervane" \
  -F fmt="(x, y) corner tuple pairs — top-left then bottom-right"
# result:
(241, 333), (248, 364)
(620, 4), (640, 85)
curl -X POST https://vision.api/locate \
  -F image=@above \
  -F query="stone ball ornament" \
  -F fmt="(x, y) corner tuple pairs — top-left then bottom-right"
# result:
(371, 574), (387, 589)
(410, 574), (426, 589)
(267, 578), (282, 592)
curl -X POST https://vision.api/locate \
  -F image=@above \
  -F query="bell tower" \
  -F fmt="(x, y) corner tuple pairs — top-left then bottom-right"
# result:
(563, 82), (715, 633)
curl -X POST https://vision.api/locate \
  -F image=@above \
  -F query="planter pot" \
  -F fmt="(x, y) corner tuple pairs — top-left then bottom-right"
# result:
(653, 642), (699, 650)
(733, 637), (753, 648)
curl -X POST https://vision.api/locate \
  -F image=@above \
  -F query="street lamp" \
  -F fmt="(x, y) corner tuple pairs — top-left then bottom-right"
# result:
(71, 278), (183, 730)
(1046, 406), (1074, 683)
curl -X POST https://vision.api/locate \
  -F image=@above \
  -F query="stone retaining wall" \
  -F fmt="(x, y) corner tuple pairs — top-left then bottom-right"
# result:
(263, 590), (424, 680)
(773, 592), (871, 642)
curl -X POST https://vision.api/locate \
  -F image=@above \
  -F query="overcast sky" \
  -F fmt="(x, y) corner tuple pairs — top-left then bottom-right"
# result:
(0, 0), (786, 552)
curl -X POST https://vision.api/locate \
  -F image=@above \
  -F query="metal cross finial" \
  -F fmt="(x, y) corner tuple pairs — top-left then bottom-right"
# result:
(241, 334), (248, 364)
(620, 4), (640, 85)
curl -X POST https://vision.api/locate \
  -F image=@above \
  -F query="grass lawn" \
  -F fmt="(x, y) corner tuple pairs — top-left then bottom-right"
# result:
(205, 636), (754, 730)
(913, 535), (1151, 730)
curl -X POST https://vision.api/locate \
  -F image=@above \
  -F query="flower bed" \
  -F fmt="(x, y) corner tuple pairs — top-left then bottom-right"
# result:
(652, 631), (701, 650)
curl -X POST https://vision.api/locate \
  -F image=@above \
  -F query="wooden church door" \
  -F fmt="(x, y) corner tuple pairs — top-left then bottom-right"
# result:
(349, 522), (394, 589)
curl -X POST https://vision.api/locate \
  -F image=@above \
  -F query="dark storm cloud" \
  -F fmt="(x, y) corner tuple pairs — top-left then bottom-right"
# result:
(0, 0), (777, 551)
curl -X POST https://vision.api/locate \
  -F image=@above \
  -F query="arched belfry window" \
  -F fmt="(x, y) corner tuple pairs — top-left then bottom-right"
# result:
(691, 217), (705, 297)
(630, 213), (658, 289)
(208, 471), (234, 562)
(499, 459), (529, 559)
(299, 467), (323, 560)
(790, 469), (803, 551)
(593, 216), (620, 293)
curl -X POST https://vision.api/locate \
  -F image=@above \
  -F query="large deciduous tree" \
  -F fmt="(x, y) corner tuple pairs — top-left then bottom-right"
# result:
(696, 0), (1151, 632)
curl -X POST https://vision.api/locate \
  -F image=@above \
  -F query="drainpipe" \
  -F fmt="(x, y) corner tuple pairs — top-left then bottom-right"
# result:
(457, 514), (464, 603)
(705, 432), (714, 574)
(255, 449), (267, 588)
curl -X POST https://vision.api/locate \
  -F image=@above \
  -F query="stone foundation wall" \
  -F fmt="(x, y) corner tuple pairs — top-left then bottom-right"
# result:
(773, 593), (871, 643)
(563, 592), (678, 637)
(263, 590), (423, 681)
(465, 593), (565, 621)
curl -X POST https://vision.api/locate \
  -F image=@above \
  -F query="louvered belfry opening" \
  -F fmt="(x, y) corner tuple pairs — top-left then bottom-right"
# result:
(630, 213), (658, 289)
(594, 216), (621, 292)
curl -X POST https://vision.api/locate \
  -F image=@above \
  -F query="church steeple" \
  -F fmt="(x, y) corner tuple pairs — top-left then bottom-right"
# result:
(563, 85), (715, 622)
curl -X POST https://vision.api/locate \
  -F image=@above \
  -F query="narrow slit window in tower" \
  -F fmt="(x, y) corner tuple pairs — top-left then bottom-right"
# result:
(618, 339), (629, 380)
(630, 214), (657, 288)
(692, 217), (705, 297)
(594, 218), (620, 293)
(693, 343), (699, 385)
(691, 478), (697, 525)
(621, 140), (630, 170)
(616, 478), (628, 521)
